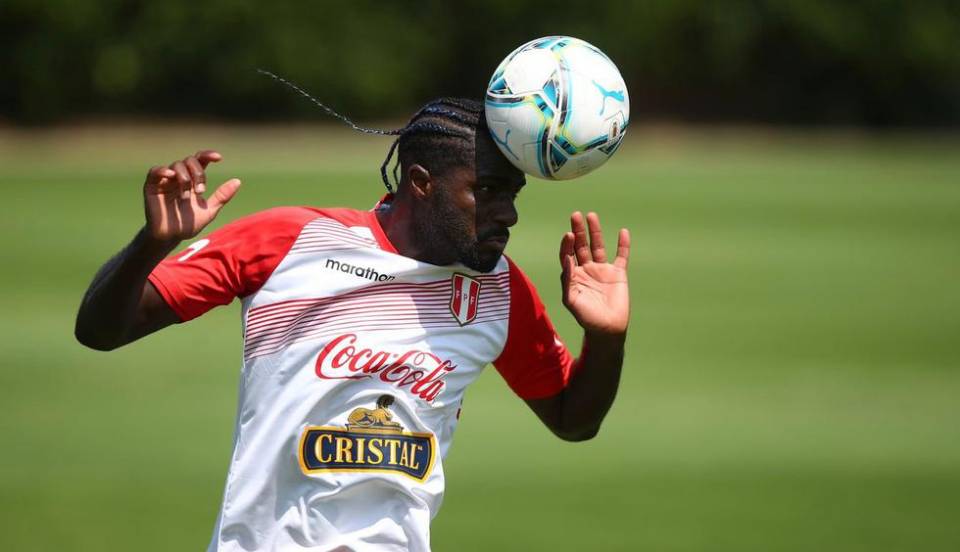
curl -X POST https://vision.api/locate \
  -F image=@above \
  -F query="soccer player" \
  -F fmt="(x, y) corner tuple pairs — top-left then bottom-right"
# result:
(75, 98), (630, 551)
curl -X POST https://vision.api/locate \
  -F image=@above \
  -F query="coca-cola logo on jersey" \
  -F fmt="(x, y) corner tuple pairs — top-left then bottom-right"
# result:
(314, 333), (455, 402)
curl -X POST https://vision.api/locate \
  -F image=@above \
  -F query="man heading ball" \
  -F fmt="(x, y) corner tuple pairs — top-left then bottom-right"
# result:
(76, 98), (630, 551)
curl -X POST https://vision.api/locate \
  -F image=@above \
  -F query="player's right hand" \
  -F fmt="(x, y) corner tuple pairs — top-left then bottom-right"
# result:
(143, 150), (241, 244)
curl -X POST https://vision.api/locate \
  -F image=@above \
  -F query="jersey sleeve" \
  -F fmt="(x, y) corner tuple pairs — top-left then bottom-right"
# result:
(493, 257), (577, 400)
(147, 207), (319, 322)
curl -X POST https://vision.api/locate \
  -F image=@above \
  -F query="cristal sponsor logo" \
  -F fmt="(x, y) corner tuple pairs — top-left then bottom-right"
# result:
(324, 258), (396, 282)
(315, 333), (455, 402)
(299, 395), (435, 482)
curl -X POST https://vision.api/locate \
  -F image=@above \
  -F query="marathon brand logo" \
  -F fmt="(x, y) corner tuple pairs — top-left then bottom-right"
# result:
(315, 333), (456, 402)
(299, 395), (435, 482)
(324, 258), (396, 282)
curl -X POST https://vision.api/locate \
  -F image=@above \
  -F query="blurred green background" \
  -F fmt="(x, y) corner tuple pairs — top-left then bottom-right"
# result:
(2, 1), (960, 551)
(3, 0), (960, 125)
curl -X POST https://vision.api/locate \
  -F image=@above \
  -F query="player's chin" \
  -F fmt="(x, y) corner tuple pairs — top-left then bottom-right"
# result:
(468, 241), (507, 272)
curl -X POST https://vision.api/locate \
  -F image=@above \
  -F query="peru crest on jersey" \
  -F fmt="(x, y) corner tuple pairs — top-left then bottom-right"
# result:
(449, 273), (481, 325)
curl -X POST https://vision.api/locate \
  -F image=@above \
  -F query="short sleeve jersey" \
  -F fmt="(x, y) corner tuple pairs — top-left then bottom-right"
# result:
(148, 206), (574, 552)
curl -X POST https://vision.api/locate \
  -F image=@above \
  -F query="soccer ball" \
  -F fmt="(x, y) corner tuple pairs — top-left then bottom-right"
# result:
(485, 36), (629, 180)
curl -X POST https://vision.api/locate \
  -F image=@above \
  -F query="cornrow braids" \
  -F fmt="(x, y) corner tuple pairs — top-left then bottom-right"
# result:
(259, 70), (485, 193)
(381, 119), (471, 192)
(384, 98), (486, 193)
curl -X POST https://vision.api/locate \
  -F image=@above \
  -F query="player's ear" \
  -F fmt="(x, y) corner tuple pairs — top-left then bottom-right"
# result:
(407, 164), (432, 200)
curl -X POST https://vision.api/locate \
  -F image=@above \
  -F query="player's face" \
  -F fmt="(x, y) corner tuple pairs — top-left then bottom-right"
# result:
(416, 132), (525, 272)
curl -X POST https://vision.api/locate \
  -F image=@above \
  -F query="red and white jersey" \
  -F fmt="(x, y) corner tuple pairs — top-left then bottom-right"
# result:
(148, 205), (575, 552)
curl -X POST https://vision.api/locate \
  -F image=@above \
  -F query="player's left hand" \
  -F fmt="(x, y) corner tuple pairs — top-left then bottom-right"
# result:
(559, 212), (630, 336)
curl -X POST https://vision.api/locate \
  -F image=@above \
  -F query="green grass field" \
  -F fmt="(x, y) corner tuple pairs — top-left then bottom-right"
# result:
(1, 125), (958, 551)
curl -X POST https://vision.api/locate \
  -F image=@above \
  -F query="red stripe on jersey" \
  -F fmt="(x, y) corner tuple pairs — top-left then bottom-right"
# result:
(247, 298), (511, 342)
(243, 273), (510, 359)
(246, 272), (510, 320)
(451, 274), (464, 319)
(466, 279), (480, 322)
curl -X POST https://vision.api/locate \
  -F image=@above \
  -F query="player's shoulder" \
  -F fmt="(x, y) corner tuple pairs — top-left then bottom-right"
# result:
(502, 254), (526, 278)
(501, 254), (538, 293)
(225, 205), (370, 234)
(231, 205), (325, 229)
(208, 205), (391, 256)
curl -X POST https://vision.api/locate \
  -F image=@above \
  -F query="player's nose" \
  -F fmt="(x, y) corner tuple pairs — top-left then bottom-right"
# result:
(490, 197), (519, 228)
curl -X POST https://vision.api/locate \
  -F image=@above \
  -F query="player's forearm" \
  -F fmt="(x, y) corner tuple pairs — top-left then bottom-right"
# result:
(75, 228), (179, 350)
(555, 330), (626, 440)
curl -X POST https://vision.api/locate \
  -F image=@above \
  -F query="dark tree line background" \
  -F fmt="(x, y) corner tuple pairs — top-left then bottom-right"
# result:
(2, 0), (959, 126)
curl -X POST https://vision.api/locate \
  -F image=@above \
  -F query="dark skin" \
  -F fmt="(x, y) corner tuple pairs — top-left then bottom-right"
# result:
(76, 133), (630, 441)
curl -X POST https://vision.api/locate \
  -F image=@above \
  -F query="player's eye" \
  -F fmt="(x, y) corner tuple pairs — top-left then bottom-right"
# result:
(477, 180), (521, 200)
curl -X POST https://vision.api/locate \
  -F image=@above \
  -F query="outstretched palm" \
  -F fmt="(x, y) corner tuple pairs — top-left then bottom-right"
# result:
(560, 212), (630, 335)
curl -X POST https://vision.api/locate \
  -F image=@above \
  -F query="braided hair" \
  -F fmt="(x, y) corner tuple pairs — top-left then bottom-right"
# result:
(259, 70), (484, 194)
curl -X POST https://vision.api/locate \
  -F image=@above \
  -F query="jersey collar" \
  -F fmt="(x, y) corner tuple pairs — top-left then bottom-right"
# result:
(367, 194), (399, 254)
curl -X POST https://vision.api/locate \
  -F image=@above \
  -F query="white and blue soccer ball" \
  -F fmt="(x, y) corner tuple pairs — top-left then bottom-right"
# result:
(485, 36), (629, 180)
